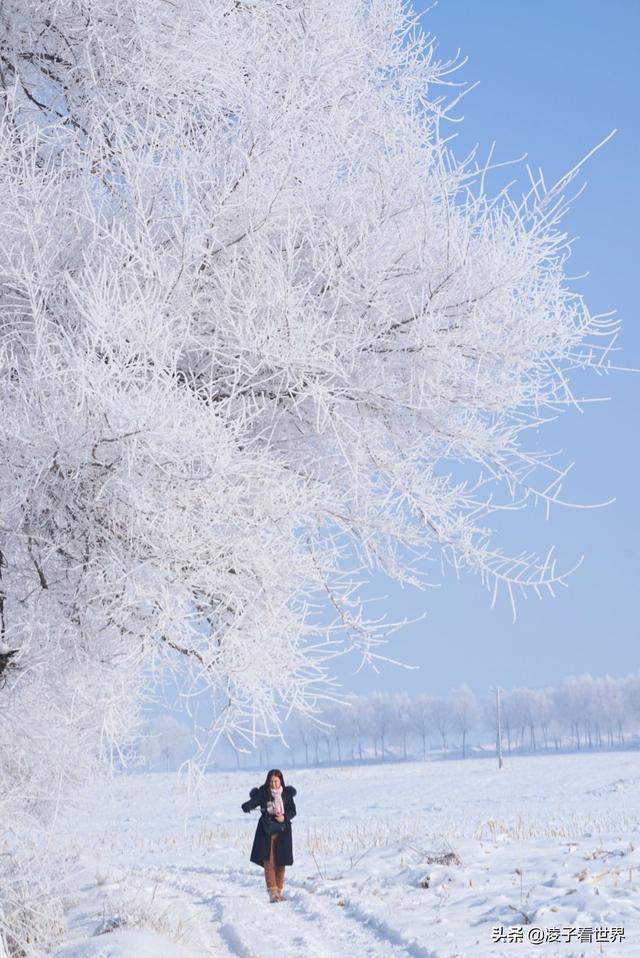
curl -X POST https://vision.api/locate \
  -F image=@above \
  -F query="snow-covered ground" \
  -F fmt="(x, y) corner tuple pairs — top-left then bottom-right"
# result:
(38, 751), (640, 958)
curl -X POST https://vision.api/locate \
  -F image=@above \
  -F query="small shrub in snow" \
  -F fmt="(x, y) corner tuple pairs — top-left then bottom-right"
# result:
(424, 851), (461, 866)
(0, 841), (66, 957)
(95, 895), (186, 944)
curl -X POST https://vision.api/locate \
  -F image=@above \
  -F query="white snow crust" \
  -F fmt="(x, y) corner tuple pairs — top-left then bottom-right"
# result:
(37, 751), (639, 958)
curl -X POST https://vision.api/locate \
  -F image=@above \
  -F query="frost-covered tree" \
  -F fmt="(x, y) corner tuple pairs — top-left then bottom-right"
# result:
(534, 688), (553, 750)
(555, 674), (600, 749)
(510, 686), (550, 752)
(620, 675), (640, 740)
(287, 711), (313, 767)
(411, 694), (437, 759)
(395, 691), (413, 760)
(429, 697), (453, 756)
(368, 691), (397, 759)
(322, 702), (354, 764)
(450, 683), (479, 757)
(345, 694), (369, 762)
(0, 0), (615, 781)
(139, 714), (193, 771)
(603, 674), (630, 746)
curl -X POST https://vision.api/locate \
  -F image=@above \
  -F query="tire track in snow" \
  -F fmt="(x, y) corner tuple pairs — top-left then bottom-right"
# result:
(217, 921), (260, 958)
(136, 864), (343, 957)
(135, 863), (437, 958)
(283, 874), (437, 958)
(135, 863), (334, 957)
(130, 865), (251, 957)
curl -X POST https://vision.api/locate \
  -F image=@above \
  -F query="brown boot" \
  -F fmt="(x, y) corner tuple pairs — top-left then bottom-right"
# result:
(264, 837), (279, 901)
(276, 866), (286, 900)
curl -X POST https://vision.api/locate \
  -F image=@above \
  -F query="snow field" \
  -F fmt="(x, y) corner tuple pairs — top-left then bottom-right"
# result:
(39, 750), (640, 958)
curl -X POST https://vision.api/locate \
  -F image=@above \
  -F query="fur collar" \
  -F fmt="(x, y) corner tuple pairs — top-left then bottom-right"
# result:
(250, 784), (296, 800)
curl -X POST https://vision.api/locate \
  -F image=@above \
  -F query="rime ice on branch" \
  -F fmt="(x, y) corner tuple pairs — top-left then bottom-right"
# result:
(0, 0), (616, 758)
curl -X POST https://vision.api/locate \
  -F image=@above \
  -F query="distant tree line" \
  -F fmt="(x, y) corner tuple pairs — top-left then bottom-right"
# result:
(282, 672), (640, 767)
(140, 671), (640, 771)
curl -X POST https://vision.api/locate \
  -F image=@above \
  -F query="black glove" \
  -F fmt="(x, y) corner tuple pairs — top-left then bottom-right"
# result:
(241, 801), (252, 813)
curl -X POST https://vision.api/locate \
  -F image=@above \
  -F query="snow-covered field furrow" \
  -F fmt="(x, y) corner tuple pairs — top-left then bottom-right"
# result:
(43, 751), (640, 958)
(132, 861), (435, 958)
(282, 876), (437, 958)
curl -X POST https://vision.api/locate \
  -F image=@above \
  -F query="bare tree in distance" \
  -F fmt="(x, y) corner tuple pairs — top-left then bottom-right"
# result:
(430, 697), (453, 758)
(411, 695), (437, 760)
(450, 684), (480, 758)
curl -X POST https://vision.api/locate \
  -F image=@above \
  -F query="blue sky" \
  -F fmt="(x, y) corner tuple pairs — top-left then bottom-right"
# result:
(332, 0), (640, 698)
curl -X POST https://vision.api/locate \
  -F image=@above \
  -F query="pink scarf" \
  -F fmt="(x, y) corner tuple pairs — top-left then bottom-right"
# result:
(267, 785), (284, 817)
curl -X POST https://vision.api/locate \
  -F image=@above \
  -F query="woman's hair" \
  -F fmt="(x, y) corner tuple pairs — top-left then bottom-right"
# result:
(264, 768), (285, 789)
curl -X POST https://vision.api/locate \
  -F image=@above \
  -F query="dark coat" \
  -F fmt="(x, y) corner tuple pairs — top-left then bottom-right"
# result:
(241, 784), (297, 867)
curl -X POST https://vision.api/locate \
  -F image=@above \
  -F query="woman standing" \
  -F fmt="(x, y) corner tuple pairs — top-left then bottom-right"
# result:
(241, 769), (297, 902)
